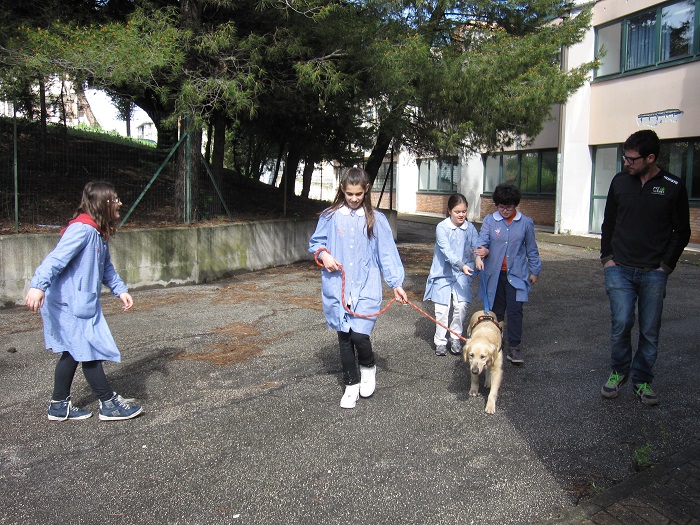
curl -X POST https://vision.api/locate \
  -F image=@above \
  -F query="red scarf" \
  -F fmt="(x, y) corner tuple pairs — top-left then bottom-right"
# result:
(60, 213), (101, 236)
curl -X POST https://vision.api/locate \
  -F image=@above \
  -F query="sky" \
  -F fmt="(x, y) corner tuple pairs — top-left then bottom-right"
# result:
(84, 88), (155, 139)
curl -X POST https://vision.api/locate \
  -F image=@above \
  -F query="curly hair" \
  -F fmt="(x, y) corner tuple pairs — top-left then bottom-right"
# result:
(492, 183), (521, 207)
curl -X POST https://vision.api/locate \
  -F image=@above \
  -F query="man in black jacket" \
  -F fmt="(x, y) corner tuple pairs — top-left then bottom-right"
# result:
(600, 129), (691, 406)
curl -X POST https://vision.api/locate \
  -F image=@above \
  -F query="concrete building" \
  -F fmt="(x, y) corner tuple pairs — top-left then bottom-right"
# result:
(385, 0), (699, 244)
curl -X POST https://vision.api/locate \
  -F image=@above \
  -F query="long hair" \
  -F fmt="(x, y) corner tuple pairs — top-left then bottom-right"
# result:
(74, 181), (120, 240)
(323, 167), (376, 238)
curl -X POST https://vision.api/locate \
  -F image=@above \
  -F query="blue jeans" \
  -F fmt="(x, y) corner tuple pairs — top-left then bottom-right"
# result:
(492, 271), (523, 348)
(604, 265), (667, 385)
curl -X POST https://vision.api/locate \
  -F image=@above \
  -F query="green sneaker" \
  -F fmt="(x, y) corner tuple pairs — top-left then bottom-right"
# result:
(634, 383), (659, 406)
(601, 372), (627, 399)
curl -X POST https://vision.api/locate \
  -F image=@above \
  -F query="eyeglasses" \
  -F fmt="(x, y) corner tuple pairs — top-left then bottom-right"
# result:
(622, 155), (644, 164)
(497, 205), (515, 211)
(108, 198), (122, 205)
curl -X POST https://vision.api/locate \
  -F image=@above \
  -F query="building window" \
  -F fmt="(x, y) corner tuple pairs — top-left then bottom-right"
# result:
(482, 150), (558, 195)
(374, 160), (394, 191)
(417, 158), (459, 193)
(590, 138), (700, 233)
(596, 0), (697, 79)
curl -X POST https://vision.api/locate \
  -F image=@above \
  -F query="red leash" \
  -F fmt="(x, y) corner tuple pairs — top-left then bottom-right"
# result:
(314, 247), (468, 342)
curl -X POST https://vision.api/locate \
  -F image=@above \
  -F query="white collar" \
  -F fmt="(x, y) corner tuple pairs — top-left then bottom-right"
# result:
(445, 218), (468, 230)
(339, 205), (366, 216)
(493, 210), (521, 222)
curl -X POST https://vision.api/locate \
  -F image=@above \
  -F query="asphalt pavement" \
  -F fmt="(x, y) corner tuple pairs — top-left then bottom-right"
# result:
(1, 215), (698, 525)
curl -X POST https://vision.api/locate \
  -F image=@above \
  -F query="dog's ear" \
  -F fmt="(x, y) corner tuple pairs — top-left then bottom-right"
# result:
(463, 342), (470, 363)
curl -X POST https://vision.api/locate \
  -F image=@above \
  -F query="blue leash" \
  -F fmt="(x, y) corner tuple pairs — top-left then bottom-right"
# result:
(472, 269), (490, 313)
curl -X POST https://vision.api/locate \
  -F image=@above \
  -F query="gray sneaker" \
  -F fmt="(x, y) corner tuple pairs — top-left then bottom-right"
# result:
(634, 383), (659, 406)
(507, 347), (524, 364)
(435, 344), (447, 356)
(448, 339), (462, 356)
(601, 372), (628, 399)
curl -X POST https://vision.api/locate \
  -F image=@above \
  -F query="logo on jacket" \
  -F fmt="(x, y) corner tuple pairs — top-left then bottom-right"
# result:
(663, 176), (679, 185)
(337, 228), (347, 236)
(494, 227), (502, 236)
(651, 186), (665, 196)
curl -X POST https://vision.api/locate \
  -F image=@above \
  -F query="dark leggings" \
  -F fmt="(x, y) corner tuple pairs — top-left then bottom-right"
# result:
(337, 330), (375, 385)
(52, 352), (113, 402)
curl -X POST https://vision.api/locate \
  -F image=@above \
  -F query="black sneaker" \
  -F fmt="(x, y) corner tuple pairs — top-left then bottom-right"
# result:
(507, 347), (524, 364)
(634, 383), (659, 406)
(601, 372), (627, 399)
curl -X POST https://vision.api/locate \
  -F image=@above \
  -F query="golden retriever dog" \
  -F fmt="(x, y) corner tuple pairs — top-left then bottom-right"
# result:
(463, 310), (503, 414)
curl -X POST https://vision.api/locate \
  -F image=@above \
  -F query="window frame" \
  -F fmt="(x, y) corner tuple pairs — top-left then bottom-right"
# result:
(481, 149), (559, 196)
(589, 138), (700, 233)
(416, 157), (460, 194)
(594, 0), (699, 81)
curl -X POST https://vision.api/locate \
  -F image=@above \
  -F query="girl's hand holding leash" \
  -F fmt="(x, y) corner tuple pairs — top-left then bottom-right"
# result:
(119, 292), (134, 311)
(318, 250), (342, 272)
(393, 286), (408, 304)
(25, 288), (45, 313)
(462, 265), (474, 277)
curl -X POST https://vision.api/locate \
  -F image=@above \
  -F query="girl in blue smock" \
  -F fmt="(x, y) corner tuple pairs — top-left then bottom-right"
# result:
(25, 181), (143, 422)
(475, 183), (541, 365)
(309, 168), (408, 409)
(424, 194), (483, 356)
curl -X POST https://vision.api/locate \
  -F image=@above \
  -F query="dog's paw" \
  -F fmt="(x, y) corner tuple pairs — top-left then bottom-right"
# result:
(485, 402), (496, 414)
(469, 388), (479, 397)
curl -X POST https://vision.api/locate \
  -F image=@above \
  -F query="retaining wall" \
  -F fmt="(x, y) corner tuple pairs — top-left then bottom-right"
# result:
(0, 211), (397, 307)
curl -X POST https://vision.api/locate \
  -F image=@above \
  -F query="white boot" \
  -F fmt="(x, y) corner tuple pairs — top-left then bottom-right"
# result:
(340, 384), (360, 409)
(359, 365), (376, 398)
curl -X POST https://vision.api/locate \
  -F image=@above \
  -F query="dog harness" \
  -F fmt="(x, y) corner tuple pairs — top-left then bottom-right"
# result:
(466, 315), (504, 352)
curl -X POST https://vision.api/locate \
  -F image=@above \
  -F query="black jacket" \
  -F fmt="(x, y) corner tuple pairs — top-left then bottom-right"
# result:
(600, 168), (691, 273)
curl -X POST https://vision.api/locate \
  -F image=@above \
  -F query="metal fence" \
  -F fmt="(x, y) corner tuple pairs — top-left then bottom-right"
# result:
(0, 118), (190, 233)
(1, 117), (328, 235)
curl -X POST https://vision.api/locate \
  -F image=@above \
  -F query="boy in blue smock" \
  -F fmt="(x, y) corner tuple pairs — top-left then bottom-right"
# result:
(475, 183), (541, 365)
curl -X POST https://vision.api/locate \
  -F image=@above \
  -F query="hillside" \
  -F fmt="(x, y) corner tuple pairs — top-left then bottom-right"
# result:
(0, 118), (329, 234)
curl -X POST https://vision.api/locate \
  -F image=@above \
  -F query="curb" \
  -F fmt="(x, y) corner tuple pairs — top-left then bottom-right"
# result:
(540, 440), (700, 524)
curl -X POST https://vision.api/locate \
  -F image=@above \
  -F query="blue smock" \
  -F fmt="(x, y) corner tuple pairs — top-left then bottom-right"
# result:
(423, 218), (479, 305)
(29, 222), (128, 362)
(477, 211), (542, 308)
(309, 206), (405, 335)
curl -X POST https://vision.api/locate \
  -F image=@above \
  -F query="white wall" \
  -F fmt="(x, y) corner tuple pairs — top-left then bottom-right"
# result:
(396, 152), (419, 214)
(460, 152), (485, 222)
(558, 16), (596, 235)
